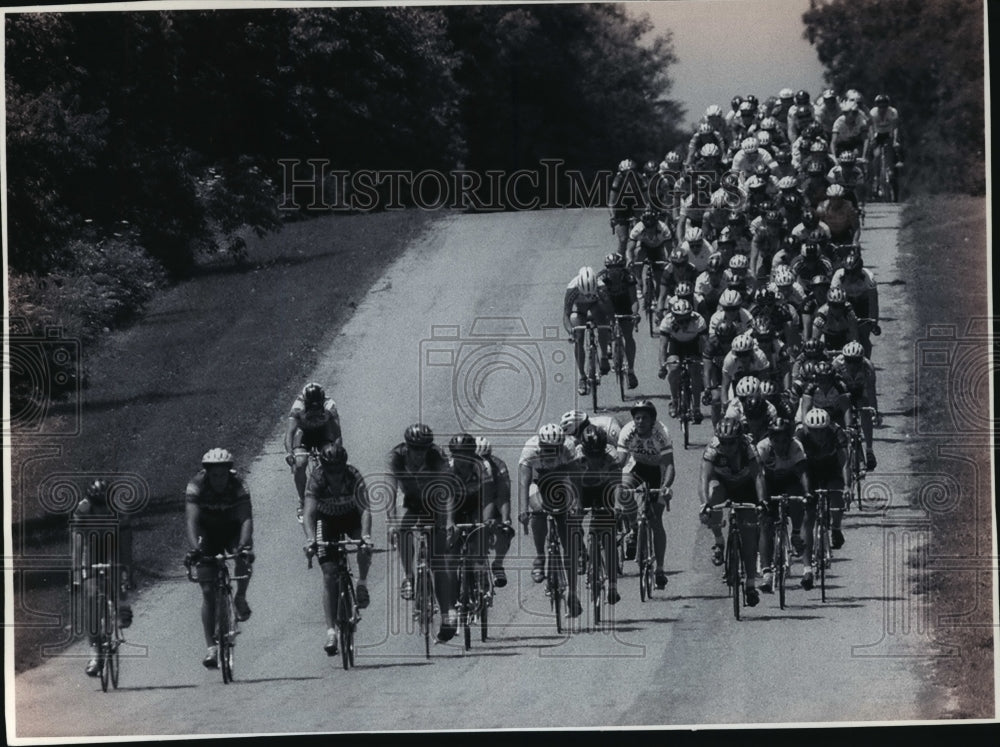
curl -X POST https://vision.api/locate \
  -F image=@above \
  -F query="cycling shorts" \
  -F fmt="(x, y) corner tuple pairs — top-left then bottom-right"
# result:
(636, 243), (668, 265)
(804, 464), (843, 488)
(609, 294), (635, 317)
(666, 338), (702, 361)
(295, 431), (332, 451)
(316, 518), (363, 566)
(195, 523), (251, 583)
(707, 476), (756, 505)
(394, 508), (448, 558)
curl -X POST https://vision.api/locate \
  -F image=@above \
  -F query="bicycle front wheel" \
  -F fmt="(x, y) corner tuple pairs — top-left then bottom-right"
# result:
(98, 600), (111, 692)
(479, 576), (489, 643)
(775, 525), (787, 610)
(727, 533), (742, 621)
(218, 588), (235, 683)
(108, 599), (121, 688)
(417, 568), (434, 659)
(339, 587), (354, 670)
(589, 533), (602, 626)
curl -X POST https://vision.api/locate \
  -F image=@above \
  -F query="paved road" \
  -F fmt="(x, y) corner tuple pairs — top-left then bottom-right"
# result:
(13, 204), (947, 737)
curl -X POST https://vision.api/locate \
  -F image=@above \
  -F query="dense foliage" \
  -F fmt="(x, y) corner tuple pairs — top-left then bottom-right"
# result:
(6, 6), (682, 279)
(803, 0), (985, 194)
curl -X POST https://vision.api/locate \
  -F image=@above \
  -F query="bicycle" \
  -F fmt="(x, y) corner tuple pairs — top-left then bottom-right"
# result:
(528, 510), (570, 633)
(289, 446), (322, 528)
(611, 313), (639, 401)
(812, 489), (843, 602)
(579, 507), (617, 626)
(398, 525), (437, 659)
(764, 494), (808, 610)
(306, 536), (365, 670)
(89, 562), (124, 692)
(676, 356), (701, 448)
(867, 142), (897, 203)
(708, 501), (760, 620)
(845, 404), (876, 510)
(570, 322), (612, 411)
(634, 259), (667, 337)
(184, 550), (252, 683)
(623, 485), (667, 602)
(452, 522), (494, 650)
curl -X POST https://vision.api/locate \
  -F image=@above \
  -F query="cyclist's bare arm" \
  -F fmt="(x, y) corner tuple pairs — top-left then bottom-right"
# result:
(661, 453), (676, 489)
(185, 502), (202, 550)
(283, 417), (298, 456)
(699, 458), (712, 504)
(753, 466), (768, 504)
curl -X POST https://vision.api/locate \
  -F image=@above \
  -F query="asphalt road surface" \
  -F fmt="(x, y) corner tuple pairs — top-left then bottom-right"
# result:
(13, 204), (949, 737)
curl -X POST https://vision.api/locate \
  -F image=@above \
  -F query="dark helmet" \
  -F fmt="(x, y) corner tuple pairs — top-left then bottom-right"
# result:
(774, 149), (792, 164)
(580, 425), (608, 456)
(794, 90), (810, 105)
(744, 391), (766, 415)
(843, 250), (863, 271)
(801, 208), (818, 228)
(320, 443), (348, 467)
(731, 95), (743, 111)
(874, 94), (890, 107)
(707, 253), (725, 272)
(302, 382), (325, 408)
(755, 286), (777, 305)
(752, 316), (775, 339)
(802, 339), (826, 358)
(769, 416), (792, 434)
(630, 399), (657, 420)
(813, 361), (835, 378)
(448, 433), (477, 456)
(765, 209), (783, 226)
(404, 423), (434, 447)
(714, 319), (739, 343)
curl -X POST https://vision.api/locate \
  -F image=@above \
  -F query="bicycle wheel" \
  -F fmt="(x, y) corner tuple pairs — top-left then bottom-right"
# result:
(462, 569), (473, 651)
(643, 524), (654, 600)
(645, 275), (657, 337)
(637, 523), (649, 602)
(418, 568), (433, 659)
(550, 563), (563, 634)
(589, 533), (602, 626)
(615, 338), (627, 402)
(479, 569), (490, 642)
(727, 532), (742, 621)
(814, 511), (827, 602)
(108, 600), (121, 689)
(339, 585), (354, 670)
(680, 378), (691, 449)
(775, 524), (787, 610)
(98, 599), (111, 692)
(218, 588), (234, 683)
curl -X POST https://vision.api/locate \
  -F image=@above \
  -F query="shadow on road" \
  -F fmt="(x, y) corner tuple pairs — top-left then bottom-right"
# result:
(112, 684), (200, 692)
(349, 660), (433, 670)
(231, 675), (325, 684)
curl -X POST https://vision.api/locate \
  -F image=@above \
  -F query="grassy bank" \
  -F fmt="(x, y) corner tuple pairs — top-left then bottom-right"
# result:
(11, 208), (439, 672)
(896, 194), (994, 718)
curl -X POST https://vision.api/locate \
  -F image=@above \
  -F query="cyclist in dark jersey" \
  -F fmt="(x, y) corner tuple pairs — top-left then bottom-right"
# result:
(597, 252), (640, 389)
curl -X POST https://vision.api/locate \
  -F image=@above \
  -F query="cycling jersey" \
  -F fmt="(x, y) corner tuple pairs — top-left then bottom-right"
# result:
(659, 262), (699, 295)
(576, 414), (623, 450)
(598, 266), (637, 302)
(659, 312), (707, 342)
(811, 304), (859, 340)
(830, 268), (876, 299)
(827, 165), (865, 190)
(832, 356), (876, 400)
(186, 470), (252, 517)
(617, 420), (673, 469)
(388, 443), (452, 512)
(695, 270), (726, 304)
(731, 149), (775, 179)
(756, 436), (807, 481)
(482, 454), (511, 504)
(794, 424), (848, 474)
(305, 464), (368, 517)
(721, 348), (771, 383)
(447, 456), (494, 521)
(289, 396), (341, 449)
(708, 307), (754, 337)
(519, 435), (576, 475)
(609, 170), (645, 218)
(678, 194), (709, 226)
(832, 113), (867, 142)
(703, 435), (759, 482)
(565, 275), (611, 310)
(803, 380), (851, 423)
(816, 200), (859, 239)
(570, 450), (623, 512)
(790, 256), (833, 285)
(724, 398), (778, 438)
(629, 220), (673, 247)
(868, 106), (899, 135)
(681, 240), (714, 273)
(791, 221), (831, 241)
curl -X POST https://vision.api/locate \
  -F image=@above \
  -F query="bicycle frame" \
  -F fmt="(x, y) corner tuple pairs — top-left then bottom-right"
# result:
(580, 507), (616, 627)
(611, 314), (639, 402)
(185, 551), (248, 683)
(308, 537), (363, 669)
(529, 510), (570, 633)
(764, 494), (808, 610)
(812, 489), (842, 602)
(571, 322), (612, 410)
(709, 501), (759, 620)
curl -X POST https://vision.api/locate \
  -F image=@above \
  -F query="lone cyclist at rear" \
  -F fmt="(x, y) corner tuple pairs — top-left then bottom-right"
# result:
(564, 266), (614, 396)
(185, 448), (254, 669)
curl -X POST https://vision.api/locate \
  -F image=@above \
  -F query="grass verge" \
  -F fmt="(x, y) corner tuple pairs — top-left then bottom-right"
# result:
(895, 194), (994, 718)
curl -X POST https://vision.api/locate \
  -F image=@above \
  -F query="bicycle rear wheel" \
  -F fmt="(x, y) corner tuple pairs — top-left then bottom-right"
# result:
(814, 514), (828, 602)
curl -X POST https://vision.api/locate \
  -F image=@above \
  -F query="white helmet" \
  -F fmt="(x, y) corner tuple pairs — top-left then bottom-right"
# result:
(538, 423), (565, 446)
(202, 448), (234, 466)
(705, 104), (723, 118)
(474, 436), (493, 457)
(577, 266), (598, 294)
(560, 410), (589, 435)
(734, 376), (761, 397)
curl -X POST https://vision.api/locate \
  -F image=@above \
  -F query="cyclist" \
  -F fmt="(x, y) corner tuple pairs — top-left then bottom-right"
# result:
(698, 418), (767, 605)
(801, 274), (831, 340)
(676, 183), (713, 241)
(725, 377), (778, 445)
(519, 423), (582, 617)
(680, 227), (714, 274)
(811, 286), (860, 353)
(695, 253), (728, 318)
(627, 208), (674, 298)
(445, 433), (497, 610)
(720, 333), (772, 407)
(185, 448), (254, 668)
(617, 400), (675, 588)
(868, 93), (903, 172)
(303, 443), (373, 656)
(732, 137), (776, 183)
(777, 176), (805, 226)
(561, 409), (623, 457)
(658, 298), (708, 421)
(772, 235), (801, 272)
(729, 100), (758, 144)
(708, 288), (753, 337)
(569, 426), (624, 604)
(799, 360), (852, 431)
(791, 122), (825, 171)
(472, 437), (515, 587)
(816, 184), (861, 245)
(72, 479), (134, 677)
(701, 319), (739, 425)
(564, 266), (614, 396)
(833, 341), (879, 470)
(813, 89), (840, 139)
(657, 248), (700, 314)
(791, 207), (831, 243)
(598, 253), (641, 389)
(827, 150), (866, 210)
(749, 314), (795, 388)
(723, 254), (755, 299)
(750, 285), (800, 352)
(609, 158), (645, 254)
(686, 122), (727, 168)
(831, 250), (881, 357)
(795, 408), (850, 565)
(790, 237), (834, 287)
(772, 264), (807, 314)
(831, 99), (868, 158)
(755, 416), (811, 591)
(284, 382), (343, 523)
(749, 209), (785, 283)
(786, 90), (815, 143)
(386, 424), (458, 642)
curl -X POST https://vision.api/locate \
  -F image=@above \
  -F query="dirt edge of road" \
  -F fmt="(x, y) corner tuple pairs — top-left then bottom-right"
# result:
(895, 194), (995, 719)
(10, 208), (442, 673)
